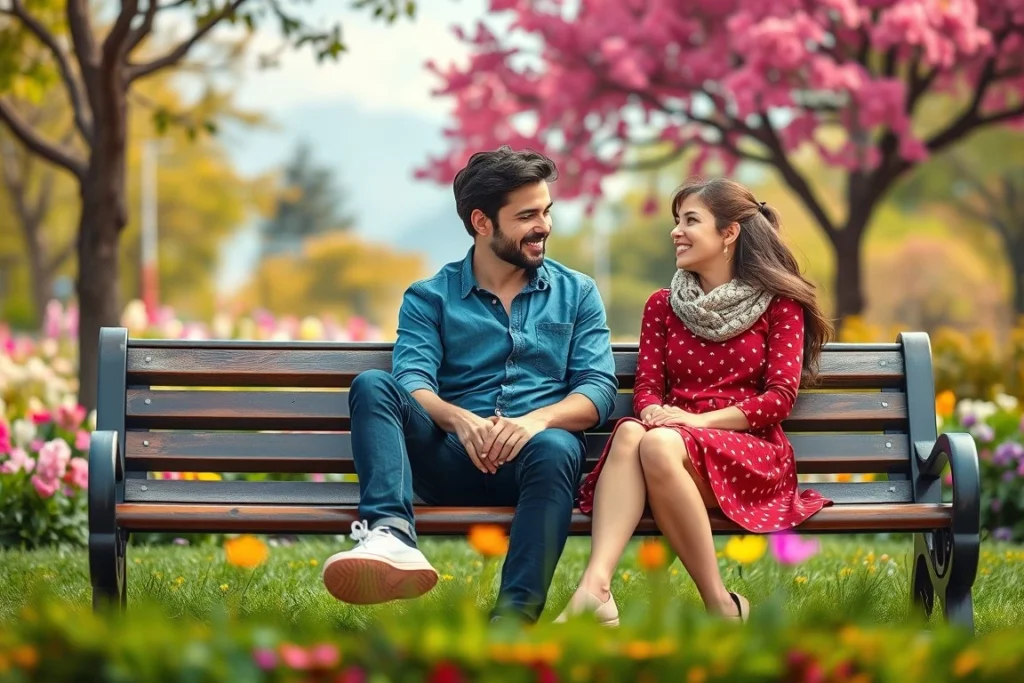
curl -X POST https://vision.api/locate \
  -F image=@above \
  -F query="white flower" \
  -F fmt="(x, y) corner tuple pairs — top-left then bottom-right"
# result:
(957, 399), (998, 424)
(163, 319), (184, 339)
(995, 393), (1019, 413)
(12, 419), (37, 448)
(39, 338), (58, 359)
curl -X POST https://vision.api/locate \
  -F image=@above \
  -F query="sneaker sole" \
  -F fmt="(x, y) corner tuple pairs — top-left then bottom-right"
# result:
(322, 555), (438, 604)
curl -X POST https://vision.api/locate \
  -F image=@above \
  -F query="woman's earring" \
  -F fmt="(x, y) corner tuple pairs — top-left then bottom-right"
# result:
(724, 243), (732, 262)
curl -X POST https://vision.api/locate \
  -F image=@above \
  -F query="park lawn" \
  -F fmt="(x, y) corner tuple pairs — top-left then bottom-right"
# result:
(0, 536), (1021, 633)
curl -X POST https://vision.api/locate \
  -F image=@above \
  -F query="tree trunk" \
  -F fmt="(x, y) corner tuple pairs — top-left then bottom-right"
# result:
(76, 99), (128, 411)
(25, 227), (53, 330)
(1010, 237), (1024, 317)
(832, 226), (866, 320)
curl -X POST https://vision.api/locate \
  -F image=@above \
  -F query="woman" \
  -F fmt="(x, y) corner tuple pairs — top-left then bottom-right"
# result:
(556, 177), (834, 625)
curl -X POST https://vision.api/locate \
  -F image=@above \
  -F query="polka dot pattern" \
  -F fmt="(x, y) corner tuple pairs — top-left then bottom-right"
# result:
(578, 289), (831, 532)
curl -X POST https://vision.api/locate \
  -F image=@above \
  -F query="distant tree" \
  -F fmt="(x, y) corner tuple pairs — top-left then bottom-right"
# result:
(260, 141), (354, 257)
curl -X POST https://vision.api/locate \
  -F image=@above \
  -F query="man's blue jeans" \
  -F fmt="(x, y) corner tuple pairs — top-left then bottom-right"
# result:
(348, 369), (585, 622)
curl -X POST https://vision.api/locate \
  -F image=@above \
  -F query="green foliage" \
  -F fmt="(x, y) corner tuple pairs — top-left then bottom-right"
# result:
(0, 537), (1022, 681)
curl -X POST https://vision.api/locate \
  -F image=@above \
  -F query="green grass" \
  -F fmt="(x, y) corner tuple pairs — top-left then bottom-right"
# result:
(1, 536), (1021, 633)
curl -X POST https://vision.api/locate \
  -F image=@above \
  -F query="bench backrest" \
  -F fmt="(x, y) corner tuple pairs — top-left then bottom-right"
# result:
(96, 328), (939, 509)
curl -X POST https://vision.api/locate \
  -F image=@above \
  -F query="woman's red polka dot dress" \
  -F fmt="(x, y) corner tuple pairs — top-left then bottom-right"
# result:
(578, 289), (831, 532)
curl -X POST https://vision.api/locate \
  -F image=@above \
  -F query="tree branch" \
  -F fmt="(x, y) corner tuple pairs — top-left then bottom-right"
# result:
(2, 0), (94, 143)
(127, 0), (161, 53)
(0, 99), (86, 178)
(757, 114), (838, 237)
(101, 1), (140, 69)
(127, 0), (249, 82)
(621, 142), (691, 172)
(66, 0), (99, 99)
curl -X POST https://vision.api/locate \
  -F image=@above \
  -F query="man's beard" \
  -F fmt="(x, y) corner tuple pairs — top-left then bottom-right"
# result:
(490, 220), (546, 270)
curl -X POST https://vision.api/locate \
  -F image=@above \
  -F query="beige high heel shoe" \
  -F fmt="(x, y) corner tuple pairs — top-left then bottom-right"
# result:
(553, 589), (620, 626)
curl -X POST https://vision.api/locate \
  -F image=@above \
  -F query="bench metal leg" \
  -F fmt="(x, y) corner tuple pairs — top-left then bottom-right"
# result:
(89, 430), (127, 611)
(911, 527), (976, 633)
(910, 536), (935, 617)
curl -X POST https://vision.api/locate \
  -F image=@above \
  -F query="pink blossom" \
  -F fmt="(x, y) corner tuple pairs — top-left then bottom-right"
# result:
(769, 530), (820, 565)
(29, 438), (44, 453)
(1, 447), (34, 474)
(31, 474), (60, 498)
(252, 648), (278, 670)
(57, 404), (87, 431)
(29, 410), (52, 426)
(66, 457), (88, 489)
(310, 473), (326, 483)
(309, 643), (340, 668)
(0, 421), (10, 455)
(278, 643), (312, 670)
(35, 438), (71, 482)
(75, 430), (91, 452)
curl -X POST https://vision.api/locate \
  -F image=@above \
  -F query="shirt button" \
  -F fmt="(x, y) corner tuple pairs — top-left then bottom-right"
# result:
(492, 298), (498, 304)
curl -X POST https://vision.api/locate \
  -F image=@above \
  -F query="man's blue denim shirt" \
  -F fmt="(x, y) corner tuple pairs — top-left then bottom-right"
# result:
(392, 247), (618, 426)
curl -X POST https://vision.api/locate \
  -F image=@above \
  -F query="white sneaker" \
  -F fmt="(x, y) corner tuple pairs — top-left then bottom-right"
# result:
(321, 521), (438, 604)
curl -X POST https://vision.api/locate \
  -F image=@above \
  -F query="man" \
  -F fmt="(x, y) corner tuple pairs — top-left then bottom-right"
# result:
(320, 146), (618, 622)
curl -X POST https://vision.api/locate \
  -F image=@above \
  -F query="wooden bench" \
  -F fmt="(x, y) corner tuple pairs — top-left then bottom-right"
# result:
(87, 327), (980, 629)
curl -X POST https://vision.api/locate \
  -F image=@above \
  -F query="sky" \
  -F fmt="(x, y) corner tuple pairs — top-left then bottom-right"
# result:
(207, 0), (511, 292)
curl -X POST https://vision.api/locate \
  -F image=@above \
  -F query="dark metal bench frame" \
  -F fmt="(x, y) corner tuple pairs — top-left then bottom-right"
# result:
(87, 327), (980, 630)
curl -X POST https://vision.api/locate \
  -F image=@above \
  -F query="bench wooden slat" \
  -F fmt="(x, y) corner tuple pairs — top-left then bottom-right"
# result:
(114, 501), (950, 534)
(123, 478), (914, 506)
(125, 389), (908, 432)
(126, 345), (904, 390)
(125, 431), (911, 475)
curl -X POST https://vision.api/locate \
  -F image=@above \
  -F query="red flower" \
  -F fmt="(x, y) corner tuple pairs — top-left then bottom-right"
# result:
(428, 661), (465, 683)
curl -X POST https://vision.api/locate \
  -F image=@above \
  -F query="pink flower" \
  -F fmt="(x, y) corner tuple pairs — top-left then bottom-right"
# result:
(57, 404), (87, 431)
(1, 447), (34, 474)
(75, 430), (91, 452)
(29, 438), (45, 453)
(31, 474), (60, 498)
(310, 473), (326, 483)
(0, 421), (10, 455)
(769, 531), (820, 565)
(35, 439), (71, 481)
(309, 643), (340, 668)
(252, 648), (278, 670)
(66, 457), (88, 489)
(337, 667), (367, 683)
(29, 410), (52, 426)
(278, 643), (311, 670)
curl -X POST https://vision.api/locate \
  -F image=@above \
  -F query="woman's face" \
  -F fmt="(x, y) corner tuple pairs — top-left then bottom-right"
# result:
(670, 195), (728, 271)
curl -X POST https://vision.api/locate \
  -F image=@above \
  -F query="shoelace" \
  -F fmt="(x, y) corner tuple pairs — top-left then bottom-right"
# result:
(350, 520), (372, 544)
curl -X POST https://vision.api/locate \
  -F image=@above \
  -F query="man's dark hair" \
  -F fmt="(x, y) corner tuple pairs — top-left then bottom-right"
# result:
(453, 146), (558, 237)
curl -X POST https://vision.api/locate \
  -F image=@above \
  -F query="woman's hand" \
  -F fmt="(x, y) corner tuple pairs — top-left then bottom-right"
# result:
(646, 406), (708, 428)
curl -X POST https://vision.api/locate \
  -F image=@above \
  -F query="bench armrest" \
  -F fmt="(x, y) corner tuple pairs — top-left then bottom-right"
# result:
(914, 432), (980, 534)
(89, 430), (125, 520)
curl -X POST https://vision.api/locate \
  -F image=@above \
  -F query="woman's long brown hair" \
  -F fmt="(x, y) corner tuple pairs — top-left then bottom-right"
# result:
(671, 177), (835, 384)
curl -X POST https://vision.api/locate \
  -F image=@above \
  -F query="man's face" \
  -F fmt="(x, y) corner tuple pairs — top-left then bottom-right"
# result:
(488, 181), (552, 270)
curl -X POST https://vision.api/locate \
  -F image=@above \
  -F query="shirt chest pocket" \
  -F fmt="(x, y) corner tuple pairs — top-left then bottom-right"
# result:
(531, 322), (573, 381)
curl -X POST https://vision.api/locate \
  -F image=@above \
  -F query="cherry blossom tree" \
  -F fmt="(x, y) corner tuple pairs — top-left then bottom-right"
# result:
(418, 0), (1024, 318)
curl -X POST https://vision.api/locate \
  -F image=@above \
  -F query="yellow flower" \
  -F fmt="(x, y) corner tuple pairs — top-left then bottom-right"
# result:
(174, 576), (185, 585)
(687, 667), (707, 683)
(224, 535), (269, 569)
(468, 524), (509, 557)
(309, 559), (318, 567)
(839, 567), (854, 578)
(442, 574), (454, 581)
(624, 641), (654, 660)
(724, 535), (767, 564)
(794, 575), (808, 584)
(935, 390), (956, 419)
(220, 583), (230, 592)
(835, 473), (853, 483)
(638, 539), (668, 571)
(953, 649), (981, 677)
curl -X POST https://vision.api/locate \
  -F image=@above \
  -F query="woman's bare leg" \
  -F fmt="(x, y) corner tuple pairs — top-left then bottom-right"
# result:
(639, 428), (741, 617)
(574, 420), (648, 600)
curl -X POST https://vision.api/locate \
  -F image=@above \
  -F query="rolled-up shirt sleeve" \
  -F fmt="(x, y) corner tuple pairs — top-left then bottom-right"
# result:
(566, 278), (619, 425)
(391, 284), (442, 394)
